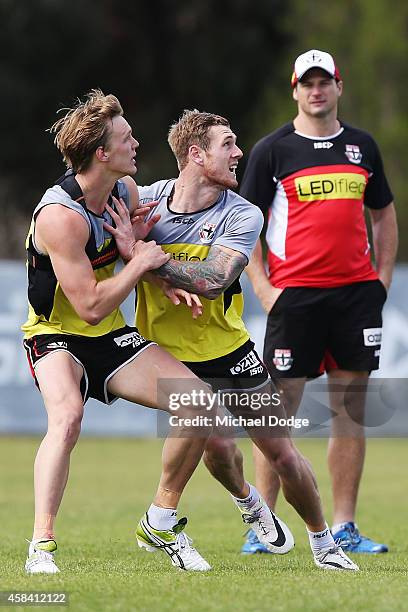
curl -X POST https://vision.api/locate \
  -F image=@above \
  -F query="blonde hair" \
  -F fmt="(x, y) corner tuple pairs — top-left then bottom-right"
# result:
(168, 109), (229, 170)
(49, 89), (123, 173)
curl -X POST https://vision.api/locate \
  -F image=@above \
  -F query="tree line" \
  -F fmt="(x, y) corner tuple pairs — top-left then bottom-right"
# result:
(1, 0), (406, 259)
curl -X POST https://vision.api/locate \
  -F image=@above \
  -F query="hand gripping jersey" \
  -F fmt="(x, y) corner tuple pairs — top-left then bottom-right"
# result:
(22, 171), (130, 338)
(135, 180), (264, 362)
(240, 122), (393, 288)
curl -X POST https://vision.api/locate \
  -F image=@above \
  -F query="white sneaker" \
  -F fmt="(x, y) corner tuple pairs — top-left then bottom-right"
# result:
(314, 544), (359, 571)
(136, 514), (211, 572)
(25, 539), (60, 574)
(239, 499), (295, 554)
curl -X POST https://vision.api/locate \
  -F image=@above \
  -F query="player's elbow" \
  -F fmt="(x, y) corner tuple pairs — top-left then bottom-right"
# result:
(86, 312), (103, 326)
(201, 283), (225, 300)
(205, 274), (239, 299)
(78, 309), (102, 326)
(203, 288), (222, 300)
(76, 302), (104, 326)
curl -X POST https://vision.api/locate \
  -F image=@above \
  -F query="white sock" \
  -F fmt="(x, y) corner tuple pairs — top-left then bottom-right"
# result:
(307, 524), (335, 555)
(332, 521), (353, 534)
(147, 504), (178, 531)
(231, 483), (261, 510)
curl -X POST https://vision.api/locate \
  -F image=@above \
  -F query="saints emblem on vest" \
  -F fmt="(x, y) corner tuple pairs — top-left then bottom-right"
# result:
(199, 221), (217, 243)
(345, 144), (362, 164)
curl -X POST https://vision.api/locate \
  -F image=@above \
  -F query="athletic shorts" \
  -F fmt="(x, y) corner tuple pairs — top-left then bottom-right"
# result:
(264, 280), (387, 378)
(183, 339), (270, 392)
(24, 326), (155, 404)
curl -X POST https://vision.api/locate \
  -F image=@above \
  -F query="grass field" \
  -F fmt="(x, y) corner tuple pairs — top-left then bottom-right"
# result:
(1, 437), (407, 611)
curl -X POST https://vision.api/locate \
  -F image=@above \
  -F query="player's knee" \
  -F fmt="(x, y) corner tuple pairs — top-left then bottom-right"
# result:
(176, 381), (216, 418)
(204, 437), (239, 468)
(47, 405), (83, 449)
(273, 447), (300, 479)
(52, 418), (82, 449)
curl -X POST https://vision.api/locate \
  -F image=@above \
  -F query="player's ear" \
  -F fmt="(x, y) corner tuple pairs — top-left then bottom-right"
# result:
(292, 86), (298, 102)
(336, 80), (343, 98)
(96, 146), (109, 162)
(189, 144), (204, 166)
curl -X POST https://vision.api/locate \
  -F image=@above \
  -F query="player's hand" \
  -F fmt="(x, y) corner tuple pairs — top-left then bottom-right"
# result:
(104, 197), (160, 261)
(260, 286), (284, 314)
(161, 283), (203, 319)
(104, 197), (136, 262)
(133, 240), (170, 272)
(130, 200), (161, 241)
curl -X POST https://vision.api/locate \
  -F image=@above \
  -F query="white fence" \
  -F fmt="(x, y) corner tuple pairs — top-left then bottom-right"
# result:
(1, 261), (407, 436)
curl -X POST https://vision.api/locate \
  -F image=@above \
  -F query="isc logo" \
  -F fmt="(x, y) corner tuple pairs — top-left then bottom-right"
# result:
(314, 142), (333, 149)
(171, 217), (194, 225)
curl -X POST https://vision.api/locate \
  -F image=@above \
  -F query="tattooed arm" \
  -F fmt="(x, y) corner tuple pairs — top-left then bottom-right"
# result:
(152, 245), (247, 300)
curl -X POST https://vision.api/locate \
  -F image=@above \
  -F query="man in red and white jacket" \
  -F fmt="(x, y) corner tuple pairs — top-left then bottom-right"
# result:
(242, 49), (398, 554)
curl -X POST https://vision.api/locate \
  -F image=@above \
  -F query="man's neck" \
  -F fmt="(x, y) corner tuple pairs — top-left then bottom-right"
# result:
(76, 169), (118, 215)
(293, 114), (341, 138)
(170, 172), (223, 213)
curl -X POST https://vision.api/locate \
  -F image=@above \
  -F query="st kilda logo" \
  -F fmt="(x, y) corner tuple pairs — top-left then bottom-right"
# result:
(199, 221), (217, 243)
(345, 144), (362, 164)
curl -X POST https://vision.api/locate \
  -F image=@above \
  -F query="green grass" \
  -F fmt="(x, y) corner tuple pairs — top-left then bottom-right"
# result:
(1, 437), (407, 611)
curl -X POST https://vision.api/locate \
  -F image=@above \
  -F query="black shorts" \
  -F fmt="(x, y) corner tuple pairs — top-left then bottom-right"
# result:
(264, 280), (387, 378)
(183, 339), (270, 392)
(24, 326), (155, 404)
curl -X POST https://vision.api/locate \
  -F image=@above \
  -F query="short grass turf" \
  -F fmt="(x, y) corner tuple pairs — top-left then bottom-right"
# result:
(1, 437), (407, 612)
